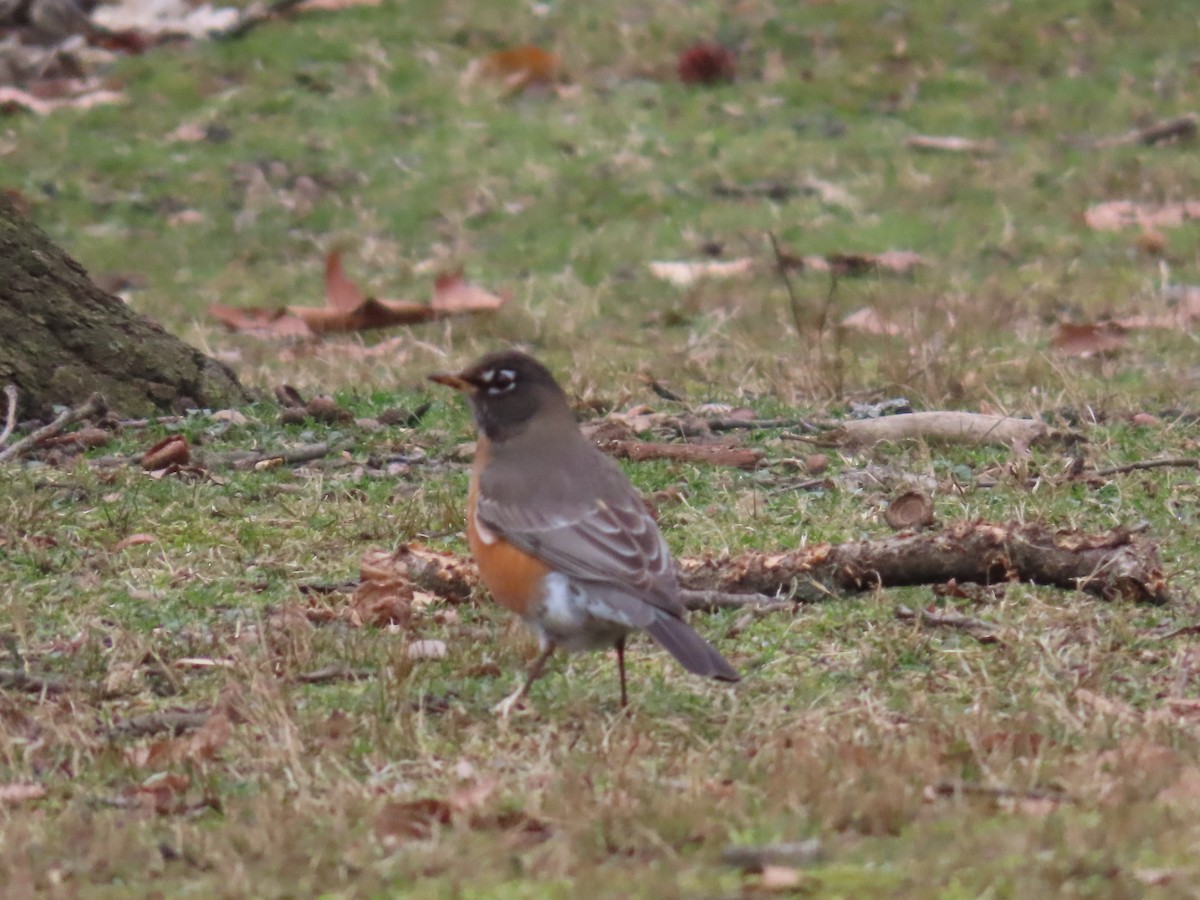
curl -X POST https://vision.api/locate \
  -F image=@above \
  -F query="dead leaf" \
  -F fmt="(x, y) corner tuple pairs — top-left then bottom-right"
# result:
(210, 252), (506, 337)
(907, 134), (996, 155)
(374, 798), (453, 843)
(677, 42), (736, 85)
(469, 46), (560, 93)
(141, 434), (190, 470)
(431, 271), (508, 313)
(0, 782), (46, 805)
(113, 533), (157, 552)
(1084, 200), (1200, 231)
(648, 258), (755, 287)
(1050, 322), (1127, 358)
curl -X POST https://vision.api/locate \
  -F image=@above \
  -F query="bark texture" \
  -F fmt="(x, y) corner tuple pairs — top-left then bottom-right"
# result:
(0, 197), (250, 419)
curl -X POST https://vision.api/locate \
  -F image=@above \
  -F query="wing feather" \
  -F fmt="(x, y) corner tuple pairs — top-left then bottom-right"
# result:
(476, 449), (683, 617)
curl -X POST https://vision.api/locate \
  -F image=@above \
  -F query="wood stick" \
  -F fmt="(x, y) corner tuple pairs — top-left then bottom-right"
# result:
(824, 412), (1051, 447)
(678, 521), (1169, 604)
(0, 393), (106, 463)
(398, 520), (1170, 609)
(895, 605), (1005, 645)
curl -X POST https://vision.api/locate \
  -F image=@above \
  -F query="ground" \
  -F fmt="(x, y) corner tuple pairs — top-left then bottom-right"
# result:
(2, 0), (1200, 896)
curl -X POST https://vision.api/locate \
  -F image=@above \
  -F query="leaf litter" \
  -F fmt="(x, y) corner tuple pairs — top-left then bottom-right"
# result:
(209, 251), (507, 337)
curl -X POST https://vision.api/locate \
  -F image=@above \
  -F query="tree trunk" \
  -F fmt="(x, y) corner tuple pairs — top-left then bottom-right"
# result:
(0, 197), (250, 419)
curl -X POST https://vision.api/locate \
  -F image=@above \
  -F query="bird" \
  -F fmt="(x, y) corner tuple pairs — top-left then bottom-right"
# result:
(429, 349), (740, 715)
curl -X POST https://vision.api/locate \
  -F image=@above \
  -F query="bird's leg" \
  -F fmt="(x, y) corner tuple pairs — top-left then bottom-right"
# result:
(494, 643), (555, 717)
(616, 636), (628, 708)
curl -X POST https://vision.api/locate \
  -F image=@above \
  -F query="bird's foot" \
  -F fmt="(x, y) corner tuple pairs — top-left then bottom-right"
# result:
(493, 683), (530, 718)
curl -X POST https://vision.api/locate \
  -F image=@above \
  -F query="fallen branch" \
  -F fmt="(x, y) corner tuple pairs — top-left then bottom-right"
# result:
(197, 440), (353, 469)
(1089, 113), (1198, 149)
(816, 412), (1055, 448)
(0, 669), (79, 695)
(294, 664), (376, 684)
(393, 521), (1169, 610)
(895, 605), (1005, 645)
(677, 521), (1170, 604)
(91, 441), (354, 471)
(930, 780), (1073, 803)
(108, 710), (212, 739)
(0, 393), (106, 463)
(1087, 458), (1200, 479)
(600, 439), (763, 469)
(0, 384), (17, 448)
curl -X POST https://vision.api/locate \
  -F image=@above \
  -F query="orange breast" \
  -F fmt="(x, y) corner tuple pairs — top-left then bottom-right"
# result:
(467, 439), (550, 618)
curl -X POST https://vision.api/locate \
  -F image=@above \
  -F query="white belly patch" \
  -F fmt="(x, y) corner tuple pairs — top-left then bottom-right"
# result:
(531, 572), (629, 652)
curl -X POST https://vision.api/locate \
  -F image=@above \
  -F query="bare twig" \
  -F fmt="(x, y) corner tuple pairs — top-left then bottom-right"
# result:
(0, 384), (17, 448)
(896, 605), (1006, 645)
(768, 231), (804, 337)
(1088, 458), (1200, 479)
(826, 412), (1051, 447)
(931, 780), (1073, 803)
(706, 417), (820, 433)
(294, 664), (376, 684)
(1090, 113), (1198, 148)
(108, 711), (212, 739)
(0, 393), (106, 463)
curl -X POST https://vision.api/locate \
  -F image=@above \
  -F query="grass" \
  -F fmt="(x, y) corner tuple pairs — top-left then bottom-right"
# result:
(3, 0), (1200, 895)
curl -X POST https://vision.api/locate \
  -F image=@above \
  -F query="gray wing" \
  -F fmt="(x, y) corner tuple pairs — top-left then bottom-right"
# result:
(476, 448), (684, 621)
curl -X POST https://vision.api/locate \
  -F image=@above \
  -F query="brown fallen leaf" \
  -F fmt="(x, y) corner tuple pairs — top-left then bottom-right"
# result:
(601, 439), (763, 469)
(677, 42), (736, 85)
(469, 46), (560, 93)
(142, 434), (190, 470)
(210, 252), (506, 337)
(1050, 322), (1127, 358)
(1084, 200), (1200, 231)
(113, 533), (157, 552)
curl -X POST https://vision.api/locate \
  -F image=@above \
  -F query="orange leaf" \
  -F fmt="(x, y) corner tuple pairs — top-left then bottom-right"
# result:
(210, 252), (506, 337)
(431, 271), (508, 313)
(1050, 322), (1127, 358)
(475, 46), (560, 92)
(324, 250), (365, 312)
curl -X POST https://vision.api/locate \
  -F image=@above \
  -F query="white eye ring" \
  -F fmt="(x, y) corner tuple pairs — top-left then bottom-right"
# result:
(485, 369), (517, 395)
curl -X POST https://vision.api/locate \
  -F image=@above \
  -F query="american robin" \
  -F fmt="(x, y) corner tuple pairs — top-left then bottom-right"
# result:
(430, 349), (740, 715)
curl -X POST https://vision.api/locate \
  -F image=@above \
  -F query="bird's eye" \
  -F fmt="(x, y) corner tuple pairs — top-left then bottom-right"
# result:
(483, 368), (517, 395)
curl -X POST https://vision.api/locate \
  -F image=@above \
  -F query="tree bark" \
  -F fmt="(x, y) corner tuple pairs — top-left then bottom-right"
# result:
(0, 197), (250, 419)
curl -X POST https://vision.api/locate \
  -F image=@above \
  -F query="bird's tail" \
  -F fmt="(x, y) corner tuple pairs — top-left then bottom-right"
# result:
(645, 614), (740, 682)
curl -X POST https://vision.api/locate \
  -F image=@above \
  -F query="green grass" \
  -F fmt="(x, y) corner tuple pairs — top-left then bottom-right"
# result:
(4, 0), (1200, 895)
